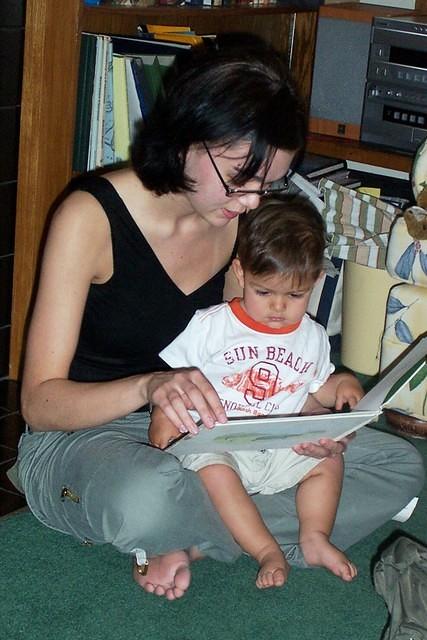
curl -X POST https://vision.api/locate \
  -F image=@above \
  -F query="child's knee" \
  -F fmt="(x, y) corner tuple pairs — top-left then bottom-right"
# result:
(304, 454), (344, 481)
(198, 462), (238, 481)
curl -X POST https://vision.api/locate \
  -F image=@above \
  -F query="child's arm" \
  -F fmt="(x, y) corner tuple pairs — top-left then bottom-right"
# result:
(149, 406), (183, 449)
(292, 373), (363, 458)
(313, 372), (364, 411)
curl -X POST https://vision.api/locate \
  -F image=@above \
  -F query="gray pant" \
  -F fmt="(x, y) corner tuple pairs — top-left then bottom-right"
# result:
(16, 412), (425, 568)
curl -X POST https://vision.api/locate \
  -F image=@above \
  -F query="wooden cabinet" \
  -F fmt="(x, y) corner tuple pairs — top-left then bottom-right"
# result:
(306, 134), (413, 173)
(10, 0), (317, 379)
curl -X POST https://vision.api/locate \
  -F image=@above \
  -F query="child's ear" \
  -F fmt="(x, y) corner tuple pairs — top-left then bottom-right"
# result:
(315, 271), (325, 285)
(231, 258), (245, 289)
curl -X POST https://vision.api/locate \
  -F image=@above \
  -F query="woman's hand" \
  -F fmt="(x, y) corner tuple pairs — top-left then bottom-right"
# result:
(292, 433), (356, 459)
(146, 367), (227, 434)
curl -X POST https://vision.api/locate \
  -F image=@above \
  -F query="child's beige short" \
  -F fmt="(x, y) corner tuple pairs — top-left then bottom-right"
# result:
(179, 449), (322, 495)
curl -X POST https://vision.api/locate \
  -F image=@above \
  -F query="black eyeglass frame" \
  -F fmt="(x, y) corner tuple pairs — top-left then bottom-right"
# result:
(202, 142), (289, 198)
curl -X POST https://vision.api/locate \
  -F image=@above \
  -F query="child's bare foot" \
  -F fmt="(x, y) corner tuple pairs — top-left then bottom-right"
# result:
(300, 532), (357, 582)
(255, 547), (290, 589)
(133, 550), (192, 600)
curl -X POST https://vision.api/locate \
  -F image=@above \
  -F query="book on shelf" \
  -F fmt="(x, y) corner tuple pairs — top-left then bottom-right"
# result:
(73, 31), (198, 172)
(130, 56), (153, 119)
(124, 57), (144, 143)
(73, 33), (97, 173)
(315, 169), (362, 191)
(359, 0), (416, 8)
(298, 152), (346, 180)
(74, 33), (117, 172)
(87, 34), (109, 170)
(137, 31), (205, 46)
(140, 55), (166, 106)
(112, 54), (131, 163)
(95, 36), (110, 169)
(144, 25), (193, 34)
(111, 33), (192, 56)
(138, 23), (205, 46)
(102, 39), (115, 166)
(130, 53), (176, 120)
(156, 54), (176, 80)
(100, 0), (156, 5)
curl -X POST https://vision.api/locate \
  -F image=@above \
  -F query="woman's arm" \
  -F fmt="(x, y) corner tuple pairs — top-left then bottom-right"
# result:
(22, 191), (225, 432)
(21, 190), (149, 431)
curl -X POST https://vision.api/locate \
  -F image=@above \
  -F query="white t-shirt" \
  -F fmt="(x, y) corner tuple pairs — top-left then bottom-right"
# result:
(161, 299), (333, 418)
(160, 298), (335, 494)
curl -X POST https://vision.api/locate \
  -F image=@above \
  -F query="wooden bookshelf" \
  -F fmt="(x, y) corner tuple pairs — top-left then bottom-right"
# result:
(10, 0), (318, 379)
(306, 134), (413, 173)
(10, 0), (415, 379)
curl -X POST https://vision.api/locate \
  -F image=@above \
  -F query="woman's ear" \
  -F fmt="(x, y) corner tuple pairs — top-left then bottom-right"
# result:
(231, 257), (245, 290)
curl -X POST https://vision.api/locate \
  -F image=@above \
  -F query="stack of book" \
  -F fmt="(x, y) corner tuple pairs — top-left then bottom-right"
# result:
(297, 153), (362, 190)
(73, 25), (206, 172)
(98, 1), (281, 7)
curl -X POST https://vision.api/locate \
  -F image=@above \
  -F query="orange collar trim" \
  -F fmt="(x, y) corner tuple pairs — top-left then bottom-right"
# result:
(229, 298), (301, 335)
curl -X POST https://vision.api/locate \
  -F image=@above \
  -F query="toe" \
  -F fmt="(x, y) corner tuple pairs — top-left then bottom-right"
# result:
(174, 565), (191, 592)
(256, 573), (268, 589)
(349, 562), (358, 579)
(340, 562), (357, 582)
(273, 569), (286, 587)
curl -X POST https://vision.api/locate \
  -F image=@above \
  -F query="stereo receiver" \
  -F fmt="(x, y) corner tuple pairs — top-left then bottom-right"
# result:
(361, 15), (427, 153)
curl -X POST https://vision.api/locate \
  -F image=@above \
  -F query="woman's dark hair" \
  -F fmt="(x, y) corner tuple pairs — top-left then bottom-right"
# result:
(131, 34), (306, 195)
(237, 197), (326, 286)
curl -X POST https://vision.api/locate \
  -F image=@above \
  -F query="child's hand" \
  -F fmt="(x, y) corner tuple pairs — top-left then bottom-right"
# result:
(335, 376), (364, 411)
(149, 406), (182, 449)
(293, 436), (353, 458)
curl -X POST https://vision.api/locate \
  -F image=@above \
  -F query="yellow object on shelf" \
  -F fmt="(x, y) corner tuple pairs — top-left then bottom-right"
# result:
(341, 262), (397, 375)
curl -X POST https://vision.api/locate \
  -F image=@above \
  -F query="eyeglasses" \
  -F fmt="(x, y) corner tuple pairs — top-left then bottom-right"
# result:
(203, 142), (289, 198)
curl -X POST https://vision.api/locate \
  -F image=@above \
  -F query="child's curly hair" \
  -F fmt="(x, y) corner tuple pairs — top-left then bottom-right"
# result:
(237, 198), (326, 286)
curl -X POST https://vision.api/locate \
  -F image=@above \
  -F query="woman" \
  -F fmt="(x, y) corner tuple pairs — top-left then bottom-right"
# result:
(15, 38), (424, 600)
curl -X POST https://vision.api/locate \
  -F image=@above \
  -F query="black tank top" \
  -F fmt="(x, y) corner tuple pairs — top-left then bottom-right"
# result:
(69, 176), (237, 383)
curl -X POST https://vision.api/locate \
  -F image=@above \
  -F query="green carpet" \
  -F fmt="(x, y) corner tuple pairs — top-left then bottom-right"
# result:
(1, 433), (426, 640)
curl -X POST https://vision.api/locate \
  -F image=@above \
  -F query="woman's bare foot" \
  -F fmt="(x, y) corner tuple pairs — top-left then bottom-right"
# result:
(255, 547), (290, 589)
(300, 532), (357, 582)
(133, 550), (192, 600)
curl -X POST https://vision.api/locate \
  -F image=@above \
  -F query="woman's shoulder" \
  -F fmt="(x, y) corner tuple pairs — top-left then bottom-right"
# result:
(47, 177), (118, 269)
(104, 168), (162, 227)
(53, 183), (110, 234)
(55, 168), (138, 228)
(104, 167), (146, 207)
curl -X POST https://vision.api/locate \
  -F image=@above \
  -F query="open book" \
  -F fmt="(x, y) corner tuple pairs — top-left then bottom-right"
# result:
(167, 334), (427, 456)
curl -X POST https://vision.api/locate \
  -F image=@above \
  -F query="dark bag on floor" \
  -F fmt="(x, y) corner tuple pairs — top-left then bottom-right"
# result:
(373, 536), (427, 640)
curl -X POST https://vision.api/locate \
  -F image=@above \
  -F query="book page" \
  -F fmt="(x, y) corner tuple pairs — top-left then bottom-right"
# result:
(354, 334), (427, 411)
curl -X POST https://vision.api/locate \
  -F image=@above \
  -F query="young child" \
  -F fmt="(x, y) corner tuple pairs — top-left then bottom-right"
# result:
(149, 198), (364, 589)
